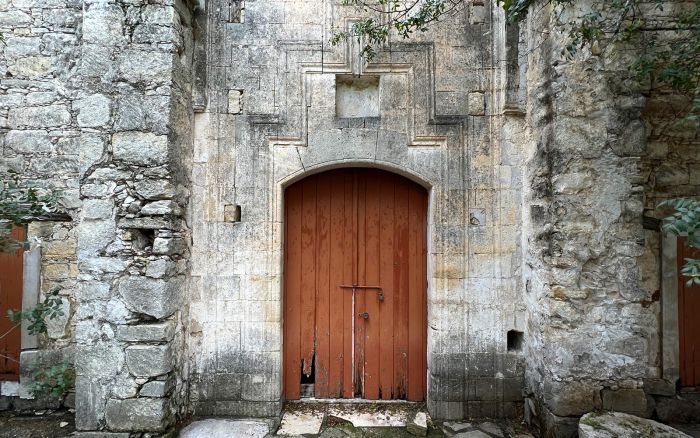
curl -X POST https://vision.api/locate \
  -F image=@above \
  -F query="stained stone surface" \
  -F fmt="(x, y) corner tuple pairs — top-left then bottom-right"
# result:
(276, 405), (325, 435)
(579, 412), (691, 438)
(0, 0), (698, 436)
(179, 419), (269, 438)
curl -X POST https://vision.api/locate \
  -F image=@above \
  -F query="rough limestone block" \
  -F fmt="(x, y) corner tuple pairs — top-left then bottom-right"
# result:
(3, 130), (53, 153)
(77, 219), (116, 257)
(83, 199), (113, 220)
(75, 345), (124, 379)
(601, 388), (649, 416)
(152, 237), (186, 255)
(75, 377), (110, 431)
(117, 50), (173, 85)
(140, 380), (169, 397)
(579, 412), (691, 438)
(82, 3), (124, 45)
(407, 411), (428, 436)
(180, 419), (269, 438)
(544, 380), (602, 417)
(469, 4), (486, 25)
(118, 276), (182, 319)
(75, 94), (111, 127)
(125, 345), (172, 377)
(116, 321), (176, 342)
(228, 89), (243, 114)
(71, 433), (130, 438)
(112, 132), (169, 166)
(118, 217), (178, 230)
(8, 105), (71, 128)
(0, 381), (19, 397)
(145, 259), (177, 279)
(104, 398), (168, 432)
(134, 179), (176, 200)
(468, 92), (485, 116)
(140, 200), (181, 216)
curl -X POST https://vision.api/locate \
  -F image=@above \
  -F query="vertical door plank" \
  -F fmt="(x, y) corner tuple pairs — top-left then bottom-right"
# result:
(0, 225), (25, 380)
(421, 192), (428, 397)
(344, 171), (356, 398)
(679, 236), (700, 387)
(393, 182), (410, 399)
(328, 171), (347, 397)
(407, 187), (424, 401)
(314, 173), (332, 397)
(378, 174), (395, 399)
(363, 170), (381, 400)
(300, 179), (317, 381)
(283, 186), (303, 399)
(355, 170), (367, 396)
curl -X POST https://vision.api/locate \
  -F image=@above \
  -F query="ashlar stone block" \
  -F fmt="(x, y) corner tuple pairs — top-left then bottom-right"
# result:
(134, 179), (176, 200)
(228, 90), (243, 114)
(118, 276), (182, 319)
(140, 200), (181, 216)
(116, 321), (176, 343)
(468, 92), (485, 116)
(75, 94), (111, 128)
(104, 398), (168, 432)
(140, 380), (170, 397)
(125, 345), (172, 377)
(112, 132), (169, 166)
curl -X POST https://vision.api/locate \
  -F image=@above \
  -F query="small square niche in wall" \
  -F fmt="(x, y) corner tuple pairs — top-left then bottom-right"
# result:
(335, 75), (380, 118)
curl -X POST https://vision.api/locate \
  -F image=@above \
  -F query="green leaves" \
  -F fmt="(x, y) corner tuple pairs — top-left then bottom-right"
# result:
(331, 0), (454, 61)
(6, 288), (65, 336)
(31, 363), (75, 398)
(660, 198), (700, 287)
(0, 170), (61, 252)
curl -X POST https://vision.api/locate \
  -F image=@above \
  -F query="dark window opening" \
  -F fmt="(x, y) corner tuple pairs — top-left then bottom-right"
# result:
(129, 228), (155, 251)
(507, 330), (524, 352)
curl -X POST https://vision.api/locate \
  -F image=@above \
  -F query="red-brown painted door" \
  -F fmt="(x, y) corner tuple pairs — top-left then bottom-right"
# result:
(0, 225), (26, 380)
(284, 168), (427, 400)
(679, 236), (700, 387)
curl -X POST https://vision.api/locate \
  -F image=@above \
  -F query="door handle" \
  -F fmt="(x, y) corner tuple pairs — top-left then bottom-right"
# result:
(359, 312), (369, 320)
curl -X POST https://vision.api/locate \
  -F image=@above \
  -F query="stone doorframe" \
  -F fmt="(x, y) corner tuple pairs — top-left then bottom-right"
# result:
(275, 160), (435, 400)
(661, 234), (680, 387)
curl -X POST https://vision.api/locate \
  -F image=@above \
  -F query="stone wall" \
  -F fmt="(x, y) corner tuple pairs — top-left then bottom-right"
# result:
(2, 0), (695, 434)
(0, 0), (84, 410)
(1, 0), (197, 433)
(73, 0), (195, 433)
(519, 2), (700, 436)
(186, 0), (527, 420)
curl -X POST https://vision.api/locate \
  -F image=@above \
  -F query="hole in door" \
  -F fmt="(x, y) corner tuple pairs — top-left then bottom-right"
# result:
(300, 355), (315, 398)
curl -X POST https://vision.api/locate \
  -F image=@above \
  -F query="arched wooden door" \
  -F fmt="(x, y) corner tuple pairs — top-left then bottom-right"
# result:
(283, 168), (428, 400)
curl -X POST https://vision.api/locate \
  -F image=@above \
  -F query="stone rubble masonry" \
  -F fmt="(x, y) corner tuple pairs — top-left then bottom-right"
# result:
(519, 2), (699, 436)
(0, 0), (84, 413)
(0, 0), (195, 433)
(1, 0), (697, 435)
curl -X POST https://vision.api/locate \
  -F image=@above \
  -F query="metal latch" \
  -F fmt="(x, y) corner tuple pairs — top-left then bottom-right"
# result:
(340, 284), (384, 301)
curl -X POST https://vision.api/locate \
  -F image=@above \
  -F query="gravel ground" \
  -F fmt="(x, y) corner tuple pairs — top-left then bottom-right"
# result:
(0, 410), (75, 438)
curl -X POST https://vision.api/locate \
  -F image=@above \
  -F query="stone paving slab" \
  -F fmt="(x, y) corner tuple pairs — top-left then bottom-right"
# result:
(277, 404), (326, 435)
(179, 418), (269, 438)
(328, 405), (409, 427)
